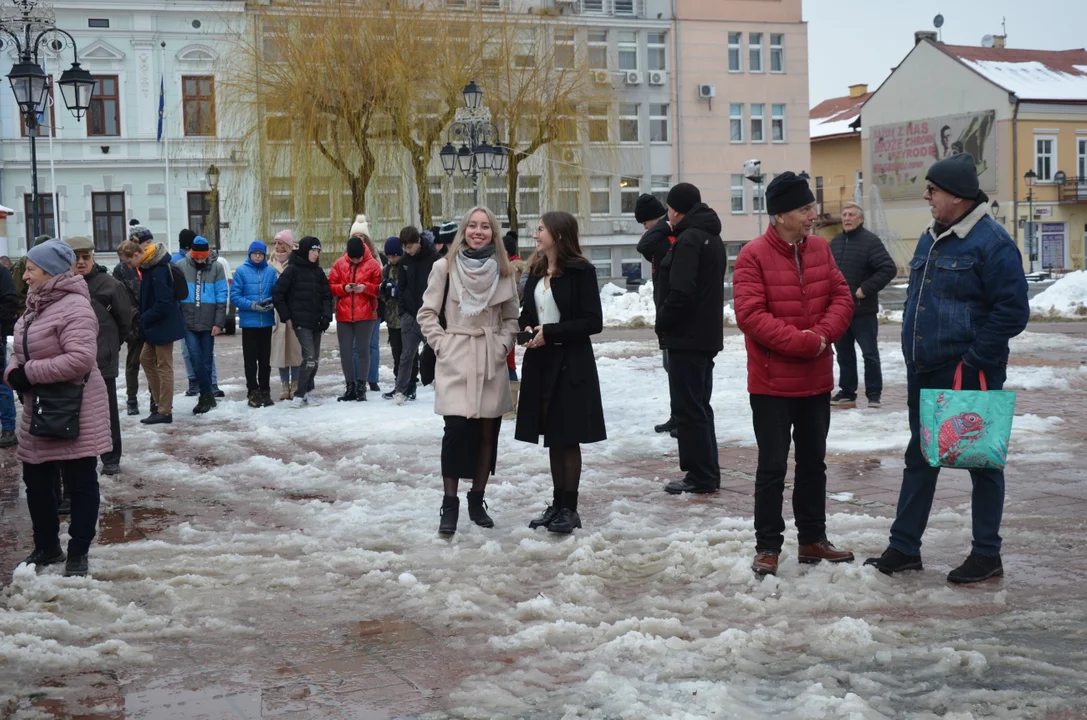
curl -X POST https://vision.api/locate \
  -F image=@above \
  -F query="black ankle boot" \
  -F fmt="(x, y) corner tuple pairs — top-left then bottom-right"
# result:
(337, 382), (357, 402)
(355, 381), (367, 401)
(466, 490), (494, 528)
(439, 496), (459, 535)
(548, 492), (581, 534)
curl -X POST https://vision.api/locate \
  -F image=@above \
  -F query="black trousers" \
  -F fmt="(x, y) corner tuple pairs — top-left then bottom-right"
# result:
(102, 377), (121, 465)
(667, 350), (720, 488)
(750, 393), (831, 552)
(388, 328), (418, 388)
(242, 326), (273, 393)
(124, 339), (143, 400)
(25, 456), (100, 556)
(441, 416), (501, 479)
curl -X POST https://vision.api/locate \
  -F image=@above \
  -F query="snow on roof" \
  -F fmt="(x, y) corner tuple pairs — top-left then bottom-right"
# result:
(809, 92), (869, 140)
(939, 44), (1087, 102)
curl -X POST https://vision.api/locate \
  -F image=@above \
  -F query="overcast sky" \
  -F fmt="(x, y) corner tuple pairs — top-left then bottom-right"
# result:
(803, 0), (1087, 106)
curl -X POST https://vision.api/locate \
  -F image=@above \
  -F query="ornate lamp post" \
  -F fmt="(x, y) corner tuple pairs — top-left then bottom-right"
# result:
(438, 80), (507, 207)
(2, 0), (96, 240)
(745, 159), (766, 234)
(1024, 169), (1036, 272)
(205, 164), (221, 249)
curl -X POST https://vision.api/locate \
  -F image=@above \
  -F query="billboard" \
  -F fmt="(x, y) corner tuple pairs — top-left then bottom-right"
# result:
(870, 110), (997, 199)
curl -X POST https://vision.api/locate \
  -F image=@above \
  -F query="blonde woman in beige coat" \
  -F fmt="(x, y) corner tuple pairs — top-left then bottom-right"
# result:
(269, 230), (303, 399)
(418, 206), (519, 536)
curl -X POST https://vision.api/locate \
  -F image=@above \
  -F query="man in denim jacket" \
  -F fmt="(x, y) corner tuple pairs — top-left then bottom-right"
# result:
(866, 153), (1029, 584)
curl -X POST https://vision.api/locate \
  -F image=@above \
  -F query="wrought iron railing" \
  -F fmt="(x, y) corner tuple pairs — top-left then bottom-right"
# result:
(577, 0), (646, 17)
(1056, 175), (1087, 203)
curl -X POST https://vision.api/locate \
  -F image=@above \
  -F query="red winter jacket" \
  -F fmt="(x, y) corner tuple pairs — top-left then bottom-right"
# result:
(329, 248), (382, 323)
(733, 224), (854, 397)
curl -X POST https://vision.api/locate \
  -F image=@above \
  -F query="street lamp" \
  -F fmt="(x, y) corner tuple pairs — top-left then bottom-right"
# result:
(438, 80), (506, 206)
(206, 164), (221, 250)
(745, 159), (766, 234)
(3, 0), (97, 241)
(1024, 169), (1036, 272)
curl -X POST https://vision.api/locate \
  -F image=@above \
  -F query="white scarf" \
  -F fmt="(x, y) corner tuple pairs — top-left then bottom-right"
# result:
(454, 251), (501, 317)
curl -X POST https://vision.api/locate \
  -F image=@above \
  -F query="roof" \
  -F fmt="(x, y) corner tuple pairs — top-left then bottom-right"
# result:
(809, 92), (869, 140)
(937, 43), (1087, 102)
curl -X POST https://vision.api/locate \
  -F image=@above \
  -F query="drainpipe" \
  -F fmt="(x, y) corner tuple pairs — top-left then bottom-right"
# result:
(1011, 98), (1019, 247)
(672, 0), (682, 179)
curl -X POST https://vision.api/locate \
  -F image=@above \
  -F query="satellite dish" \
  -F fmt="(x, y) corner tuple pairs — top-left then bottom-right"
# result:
(933, 14), (945, 29)
(981, 34), (995, 48)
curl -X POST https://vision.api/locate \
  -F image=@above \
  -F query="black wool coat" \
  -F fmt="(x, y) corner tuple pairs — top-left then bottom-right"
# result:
(273, 250), (333, 331)
(515, 262), (607, 447)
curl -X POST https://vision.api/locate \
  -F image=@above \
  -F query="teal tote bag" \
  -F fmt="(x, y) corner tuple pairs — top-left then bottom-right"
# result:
(919, 363), (1017, 470)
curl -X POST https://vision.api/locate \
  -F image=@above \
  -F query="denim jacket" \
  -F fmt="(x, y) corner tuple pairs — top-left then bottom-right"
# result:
(902, 202), (1029, 373)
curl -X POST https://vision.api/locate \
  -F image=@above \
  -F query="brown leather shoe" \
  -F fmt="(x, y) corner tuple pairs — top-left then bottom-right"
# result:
(798, 540), (855, 564)
(751, 550), (780, 576)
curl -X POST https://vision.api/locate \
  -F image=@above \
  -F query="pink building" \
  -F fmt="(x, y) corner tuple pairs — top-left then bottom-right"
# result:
(674, 0), (810, 264)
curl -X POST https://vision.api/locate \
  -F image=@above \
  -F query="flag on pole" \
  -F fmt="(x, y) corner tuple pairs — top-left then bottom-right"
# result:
(156, 75), (165, 142)
(37, 59), (48, 129)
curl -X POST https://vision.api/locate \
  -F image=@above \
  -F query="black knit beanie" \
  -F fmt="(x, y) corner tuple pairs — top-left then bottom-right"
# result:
(178, 228), (197, 250)
(346, 236), (365, 259)
(503, 231), (518, 259)
(666, 183), (701, 215)
(765, 172), (816, 216)
(634, 194), (667, 223)
(926, 152), (981, 200)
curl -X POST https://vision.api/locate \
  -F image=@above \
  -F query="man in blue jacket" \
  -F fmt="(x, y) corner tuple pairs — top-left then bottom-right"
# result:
(178, 236), (228, 414)
(866, 153), (1029, 584)
(231, 241), (278, 408)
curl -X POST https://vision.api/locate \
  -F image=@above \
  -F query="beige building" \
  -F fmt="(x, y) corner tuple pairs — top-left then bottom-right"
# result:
(861, 34), (1087, 271)
(674, 0), (810, 269)
(809, 84), (869, 240)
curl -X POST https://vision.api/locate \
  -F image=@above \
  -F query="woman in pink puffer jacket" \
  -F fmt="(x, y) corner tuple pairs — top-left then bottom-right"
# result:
(5, 239), (111, 577)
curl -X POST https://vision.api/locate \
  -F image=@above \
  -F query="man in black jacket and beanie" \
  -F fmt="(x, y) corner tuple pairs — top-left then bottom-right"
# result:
(390, 226), (439, 404)
(656, 183), (727, 495)
(635, 193), (678, 435)
(829, 203), (898, 408)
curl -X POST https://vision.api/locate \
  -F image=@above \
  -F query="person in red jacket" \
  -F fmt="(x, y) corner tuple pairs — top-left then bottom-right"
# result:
(733, 171), (856, 577)
(329, 236), (382, 401)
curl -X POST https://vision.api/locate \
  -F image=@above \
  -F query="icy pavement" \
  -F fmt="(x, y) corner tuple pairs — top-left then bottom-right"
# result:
(1, 325), (1086, 719)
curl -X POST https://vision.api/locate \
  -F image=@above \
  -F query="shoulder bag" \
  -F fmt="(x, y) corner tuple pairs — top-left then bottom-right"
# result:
(23, 319), (89, 440)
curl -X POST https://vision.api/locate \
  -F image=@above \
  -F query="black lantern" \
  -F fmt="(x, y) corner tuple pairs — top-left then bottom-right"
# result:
(492, 146), (508, 174)
(462, 80), (483, 110)
(206, 163), (221, 190)
(439, 142), (458, 174)
(7, 61), (49, 116)
(474, 141), (495, 172)
(1024, 169), (1036, 187)
(456, 144), (473, 176)
(57, 62), (96, 120)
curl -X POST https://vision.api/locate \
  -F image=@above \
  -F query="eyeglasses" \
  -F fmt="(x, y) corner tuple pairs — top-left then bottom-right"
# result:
(924, 185), (940, 196)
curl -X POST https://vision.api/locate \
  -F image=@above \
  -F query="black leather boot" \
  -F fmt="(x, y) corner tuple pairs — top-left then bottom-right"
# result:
(438, 496), (459, 535)
(355, 381), (367, 401)
(337, 382), (357, 402)
(466, 490), (494, 528)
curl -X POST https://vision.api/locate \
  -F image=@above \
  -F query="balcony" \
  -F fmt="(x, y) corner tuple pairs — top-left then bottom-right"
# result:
(1056, 175), (1087, 203)
(573, 0), (646, 18)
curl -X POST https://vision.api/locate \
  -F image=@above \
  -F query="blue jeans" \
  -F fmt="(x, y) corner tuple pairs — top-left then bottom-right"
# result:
(890, 362), (1008, 558)
(834, 314), (882, 400)
(0, 341), (15, 432)
(184, 329), (216, 395)
(181, 337), (218, 386)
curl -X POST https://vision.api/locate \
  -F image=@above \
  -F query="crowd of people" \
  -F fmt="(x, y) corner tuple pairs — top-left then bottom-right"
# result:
(9, 151), (1029, 586)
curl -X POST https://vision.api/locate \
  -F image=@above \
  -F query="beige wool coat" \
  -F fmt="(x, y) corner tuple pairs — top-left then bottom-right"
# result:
(268, 254), (303, 369)
(418, 258), (519, 420)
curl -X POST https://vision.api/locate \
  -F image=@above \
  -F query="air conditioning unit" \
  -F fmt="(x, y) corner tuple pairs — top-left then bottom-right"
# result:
(648, 71), (666, 86)
(593, 70), (611, 85)
(562, 148), (582, 165)
(625, 71), (643, 86)
(698, 84), (715, 99)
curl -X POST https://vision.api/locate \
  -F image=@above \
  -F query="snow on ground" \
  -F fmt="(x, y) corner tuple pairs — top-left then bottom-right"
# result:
(1029, 270), (1087, 318)
(1, 335), (1083, 717)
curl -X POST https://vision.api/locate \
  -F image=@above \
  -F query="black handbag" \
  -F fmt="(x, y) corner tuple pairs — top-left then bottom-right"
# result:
(22, 320), (88, 440)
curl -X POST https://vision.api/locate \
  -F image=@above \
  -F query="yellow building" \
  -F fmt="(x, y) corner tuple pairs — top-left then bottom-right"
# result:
(809, 84), (869, 240)
(860, 34), (1087, 272)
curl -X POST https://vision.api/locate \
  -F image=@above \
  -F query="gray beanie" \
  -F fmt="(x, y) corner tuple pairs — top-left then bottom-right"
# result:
(26, 238), (76, 277)
(926, 152), (980, 200)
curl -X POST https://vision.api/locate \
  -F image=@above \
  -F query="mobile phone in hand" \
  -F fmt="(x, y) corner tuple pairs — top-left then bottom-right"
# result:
(517, 330), (535, 345)
(345, 283), (356, 291)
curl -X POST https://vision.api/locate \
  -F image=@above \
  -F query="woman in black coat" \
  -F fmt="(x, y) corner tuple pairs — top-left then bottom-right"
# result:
(515, 211), (606, 534)
(272, 236), (333, 405)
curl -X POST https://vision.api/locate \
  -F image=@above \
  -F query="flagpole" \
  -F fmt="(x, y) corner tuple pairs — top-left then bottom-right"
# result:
(161, 41), (172, 243)
(45, 56), (60, 239)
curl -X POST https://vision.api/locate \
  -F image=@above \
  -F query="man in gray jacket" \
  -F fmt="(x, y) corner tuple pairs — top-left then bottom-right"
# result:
(178, 235), (228, 414)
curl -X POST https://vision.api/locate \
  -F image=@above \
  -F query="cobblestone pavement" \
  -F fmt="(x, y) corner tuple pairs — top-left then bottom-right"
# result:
(0, 323), (1085, 719)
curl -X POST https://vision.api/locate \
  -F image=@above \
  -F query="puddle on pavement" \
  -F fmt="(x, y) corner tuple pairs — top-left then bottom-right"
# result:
(97, 506), (175, 545)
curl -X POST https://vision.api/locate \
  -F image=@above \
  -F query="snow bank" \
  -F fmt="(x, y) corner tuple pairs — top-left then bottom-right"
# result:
(1029, 270), (1087, 319)
(601, 281), (736, 328)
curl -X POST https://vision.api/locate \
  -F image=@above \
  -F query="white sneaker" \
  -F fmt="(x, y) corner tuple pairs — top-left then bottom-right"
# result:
(393, 392), (406, 406)
(305, 394), (322, 406)
(291, 395), (305, 409)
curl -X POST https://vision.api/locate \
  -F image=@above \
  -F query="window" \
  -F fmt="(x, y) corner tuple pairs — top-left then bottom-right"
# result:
(618, 31), (638, 71)
(651, 175), (670, 206)
(187, 191), (214, 237)
(854, 170), (864, 202)
(453, 180), (474, 218)
(267, 179), (293, 223)
(555, 28), (575, 69)
(590, 177), (610, 215)
(771, 104), (786, 142)
(650, 103), (669, 143)
(519, 175), (541, 217)
(88, 18), (109, 28)
(750, 103), (765, 143)
(267, 115), (291, 142)
(558, 176), (580, 216)
(23, 194), (56, 247)
(620, 176), (640, 215)
(92, 192), (126, 252)
(647, 32), (667, 71)
(728, 32), (742, 72)
(88, 75), (119, 136)
(587, 103), (609, 143)
(619, 103), (639, 143)
(20, 78), (54, 138)
(486, 179), (508, 218)
(622, 256), (643, 282)
(590, 247), (612, 278)
(752, 182), (765, 213)
(588, 30), (608, 70)
(582, 0), (605, 12)
(730, 103), (744, 143)
(515, 28), (536, 69)
(182, 76), (215, 136)
(372, 176), (399, 221)
(305, 184), (332, 222)
(1035, 137), (1056, 181)
(815, 176), (824, 209)
(770, 34), (785, 73)
(731, 174), (745, 214)
(429, 177), (445, 220)
(749, 33), (763, 73)
(1078, 138), (1087, 178)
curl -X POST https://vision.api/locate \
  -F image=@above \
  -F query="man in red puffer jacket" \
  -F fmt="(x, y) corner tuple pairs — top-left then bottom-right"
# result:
(733, 171), (855, 578)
